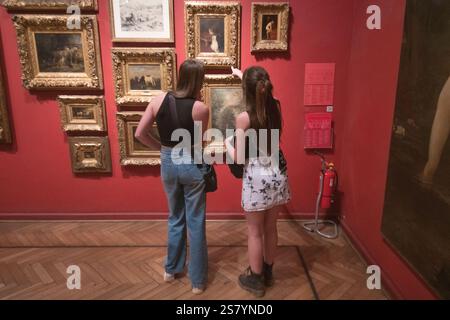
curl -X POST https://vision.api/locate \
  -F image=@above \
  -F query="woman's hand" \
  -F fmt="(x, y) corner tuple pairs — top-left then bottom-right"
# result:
(231, 67), (243, 80)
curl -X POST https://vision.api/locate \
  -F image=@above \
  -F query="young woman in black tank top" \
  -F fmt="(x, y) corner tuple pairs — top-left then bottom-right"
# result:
(135, 59), (210, 294)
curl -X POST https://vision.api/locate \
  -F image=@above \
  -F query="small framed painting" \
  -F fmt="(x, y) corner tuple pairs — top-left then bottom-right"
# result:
(68, 136), (112, 173)
(185, 1), (241, 68)
(109, 0), (174, 43)
(116, 112), (161, 166)
(3, 0), (98, 12)
(112, 48), (176, 107)
(251, 3), (290, 52)
(58, 95), (107, 133)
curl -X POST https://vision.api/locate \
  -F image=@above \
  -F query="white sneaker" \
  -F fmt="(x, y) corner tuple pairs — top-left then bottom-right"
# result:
(192, 287), (205, 295)
(164, 272), (175, 282)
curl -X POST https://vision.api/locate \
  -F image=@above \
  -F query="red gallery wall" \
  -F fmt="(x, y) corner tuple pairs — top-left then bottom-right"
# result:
(0, 0), (354, 217)
(339, 0), (436, 299)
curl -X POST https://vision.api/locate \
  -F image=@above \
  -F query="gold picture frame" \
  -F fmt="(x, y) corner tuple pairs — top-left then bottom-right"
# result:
(68, 136), (112, 173)
(112, 48), (176, 107)
(0, 55), (12, 144)
(202, 74), (244, 154)
(109, 0), (174, 43)
(251, 2), (289, 52)
(3, 0), (98, 12)
(58, 95), (107, 133)
(12, 14), (103, 90)
(116, 112), (160, 166)
(185, 1), (241, 68)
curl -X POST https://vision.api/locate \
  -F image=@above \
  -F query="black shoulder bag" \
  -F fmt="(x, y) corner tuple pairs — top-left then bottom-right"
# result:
(168, 93), (217, 192)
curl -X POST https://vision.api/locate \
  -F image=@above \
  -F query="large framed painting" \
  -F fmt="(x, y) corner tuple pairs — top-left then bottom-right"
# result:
(116, 112), (160, 166)
(251, 2), (289, 52)
(3, 0), (98, 12)
(109, 0), (174, 43)
(201, 75), (244, 153)
(185, 1), (240, 68)
(381, 0), (450, 299)
(12, 15), (103, 90)
(58, 95), (107, 133)
(112, 48), (176, 107)
(0, 52), (12, 144)
(68, 136), (112, 173)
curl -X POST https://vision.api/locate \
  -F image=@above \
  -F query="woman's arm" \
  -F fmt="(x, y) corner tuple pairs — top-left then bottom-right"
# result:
(135, 94), (165, 149)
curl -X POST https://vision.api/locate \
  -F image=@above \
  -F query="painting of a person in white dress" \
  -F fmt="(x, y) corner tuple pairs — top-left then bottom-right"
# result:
(199, 18), (224, 53)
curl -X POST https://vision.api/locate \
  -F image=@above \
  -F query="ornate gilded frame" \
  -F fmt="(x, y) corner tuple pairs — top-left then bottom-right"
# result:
(116, 112), (160, 166)
(0, 55), (12, 144)
(112, 48), (176, 107)
(13, 14), (103, 90)
(68, 136), (112, 173)
(58, 95), (107, 133)
(202, 74), (243, 154)
(109, 0), (174, 43)
(185, 1), (240, 68)
(3, 0), (98, 12)
(251, 2), (289, 52)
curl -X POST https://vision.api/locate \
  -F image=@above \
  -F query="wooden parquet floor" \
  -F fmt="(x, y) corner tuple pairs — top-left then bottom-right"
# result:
(0, 220), (388, 300)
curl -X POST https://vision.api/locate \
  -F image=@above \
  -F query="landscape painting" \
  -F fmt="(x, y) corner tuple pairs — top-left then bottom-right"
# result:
(128, 64), (162, 91)
(110, 0), (174, 42)
(210, 87), (243, 137)
(34, 33), (85, 73)
(381, 0), (450, 299)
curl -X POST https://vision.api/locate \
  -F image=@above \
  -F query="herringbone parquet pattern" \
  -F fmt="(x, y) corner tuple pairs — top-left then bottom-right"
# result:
(0, 220), (387, 300)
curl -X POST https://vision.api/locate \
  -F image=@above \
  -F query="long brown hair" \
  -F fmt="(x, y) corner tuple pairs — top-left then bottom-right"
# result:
(243, 66), (282, 133)
(173, 59), (205, 99)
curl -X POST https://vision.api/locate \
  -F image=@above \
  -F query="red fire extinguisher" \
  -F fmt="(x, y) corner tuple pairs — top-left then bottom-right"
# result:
(320, 162), (337, 209)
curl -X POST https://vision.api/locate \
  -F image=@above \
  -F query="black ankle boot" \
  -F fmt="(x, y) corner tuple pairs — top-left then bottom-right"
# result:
(238, 267), (265, 297)
(263, 262), (274, 287)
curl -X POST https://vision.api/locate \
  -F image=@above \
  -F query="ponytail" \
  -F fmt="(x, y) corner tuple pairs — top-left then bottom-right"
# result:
(243, 66), (281, 132)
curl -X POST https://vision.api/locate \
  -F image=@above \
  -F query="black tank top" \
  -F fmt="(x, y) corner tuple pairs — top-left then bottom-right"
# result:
(155, 93), (196, 147)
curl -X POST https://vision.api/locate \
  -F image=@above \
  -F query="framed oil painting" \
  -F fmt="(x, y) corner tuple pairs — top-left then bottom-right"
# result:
(381, 0), (450, 299)
(68, 136), (112, 173)
(58, 95), (107, 133)
(12, 15), (103, 90)
(112, 48), (176, 107)
(251, 3), (289, 52)
(109, 0), (174, 43)
(0, 54), (12, 144)
(116, 112), (160, 166)
(3, 0), (98, 12)
(185, 1), (240, 68)
(202, 75), (244, 153)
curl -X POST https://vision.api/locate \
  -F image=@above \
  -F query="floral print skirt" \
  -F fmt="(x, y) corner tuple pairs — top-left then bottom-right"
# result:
(241, 156), (291, 212)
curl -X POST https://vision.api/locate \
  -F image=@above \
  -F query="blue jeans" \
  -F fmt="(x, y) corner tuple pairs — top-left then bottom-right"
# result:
(160, 146), (207, 287)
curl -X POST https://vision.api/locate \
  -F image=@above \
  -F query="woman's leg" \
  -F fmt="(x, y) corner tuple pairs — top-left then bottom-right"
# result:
(264, 205), (282, 265)
(183, 167), (207, 289)
(162, 164), (187, 276)
(422, 76), (450, 182)
(246, 211), (265, 274)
